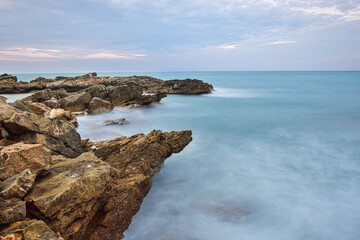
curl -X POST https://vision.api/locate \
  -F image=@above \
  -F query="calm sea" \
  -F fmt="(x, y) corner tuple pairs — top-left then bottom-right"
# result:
(8, 71), (360, 240)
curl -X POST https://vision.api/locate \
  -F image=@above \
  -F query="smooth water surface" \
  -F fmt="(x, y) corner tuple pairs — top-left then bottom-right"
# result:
(13, 72), (360, 239)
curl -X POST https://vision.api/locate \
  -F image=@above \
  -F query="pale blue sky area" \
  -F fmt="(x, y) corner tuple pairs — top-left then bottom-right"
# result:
(0, 0), (360, 72)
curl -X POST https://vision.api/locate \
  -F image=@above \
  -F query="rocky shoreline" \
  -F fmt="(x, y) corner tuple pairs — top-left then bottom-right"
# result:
(0, 73), (212, 239)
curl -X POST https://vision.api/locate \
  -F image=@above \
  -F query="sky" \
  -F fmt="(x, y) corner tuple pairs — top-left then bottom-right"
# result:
(0, 0), (360, 72)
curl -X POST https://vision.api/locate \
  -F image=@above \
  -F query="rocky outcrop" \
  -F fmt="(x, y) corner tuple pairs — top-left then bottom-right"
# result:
(83, 130), (192, 240)
(0, 143), (51, 181)
(0, 219), (63, 240)
(0, 169), (36, 199)
(0, 72), (213, 95)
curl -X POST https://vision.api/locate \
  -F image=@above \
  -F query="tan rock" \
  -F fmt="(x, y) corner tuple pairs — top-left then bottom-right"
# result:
(87, 97), (114, 114)
(25, 152), (113, 239)
(0, 219), (63, 240)
(0, 143), (51, 181)
(0, 198), (26, 224)
(0, 169), (36, 199)
(58, 92), (91, 112)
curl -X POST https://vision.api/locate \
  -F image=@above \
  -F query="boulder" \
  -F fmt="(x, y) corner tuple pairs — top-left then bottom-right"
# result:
(84, 85), (109, 100)
(0, 169), (36, 199)
(47, 109), (78, 128)
(57, 92), (91, 112)
(87, 97), (114, 114)
(0, 143), (51, 181)
(107, 83), (143, 106)
(21, 101), (51, 116)
(1, 108), (84, 158)
(0, 219), (63, 240)
(0, 198), (26, 224)
(25, 152), (114, 240)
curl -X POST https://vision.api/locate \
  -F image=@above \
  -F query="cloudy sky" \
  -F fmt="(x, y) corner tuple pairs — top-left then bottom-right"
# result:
(0, 0), (359, 72)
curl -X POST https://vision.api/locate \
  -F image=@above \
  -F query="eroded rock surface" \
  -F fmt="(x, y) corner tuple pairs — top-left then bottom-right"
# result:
(0, 169), (36, 199)
(0, 219), (63, 240)
(0, 143), (51, 181)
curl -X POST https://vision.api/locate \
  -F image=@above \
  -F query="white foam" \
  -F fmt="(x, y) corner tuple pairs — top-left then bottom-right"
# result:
(207, 88), (265, 99)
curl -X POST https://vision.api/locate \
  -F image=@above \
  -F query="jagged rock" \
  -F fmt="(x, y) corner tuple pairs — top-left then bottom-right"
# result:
(124, 93), (167, 106)
(25, 152), (114, 240)
(22, 89), (68, 103)
(102, 118), (127, 126)
(107, 83), (143, 106)
(57, 92), (91, 112)
(87, 97), (114, 114)
(0, 74), (17, 83)
(84, 85), (109, 100)
(0, 219), (63, 240)
(0, 169), (36, 199)
(0, 96), (7, 104)
(83, 130), (192, 239)
(0, 198), (26, 224)
(21, 101), (50, 116)
(1, 105), (84, 157)
(10, 100), (34, 113)
(0, 143), (51, 181)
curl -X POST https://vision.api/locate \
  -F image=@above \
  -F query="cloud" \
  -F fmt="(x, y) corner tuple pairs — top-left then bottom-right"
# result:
(266, 40), (296, 45)
(0, 46), (147, 62)
(81, 52), (146, 59)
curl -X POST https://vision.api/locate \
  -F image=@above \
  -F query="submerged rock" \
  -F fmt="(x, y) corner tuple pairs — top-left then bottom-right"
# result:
(102, 118), (127, 126)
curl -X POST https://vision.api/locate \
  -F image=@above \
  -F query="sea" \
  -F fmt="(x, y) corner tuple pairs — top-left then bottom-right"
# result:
(4, 71), (360, 240)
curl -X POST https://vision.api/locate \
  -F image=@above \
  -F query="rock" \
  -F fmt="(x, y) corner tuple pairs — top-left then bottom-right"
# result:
(107, 83), (143, 106)
(25, 152), (113, 240)
(57, 92), (91, 112)
(161, 79), (213, 94)
(22, 89), (69, 103)
(0, 143), (51, 181)
(10, 100), (34, 113)
(102, 118), (127, 126)
(0, 219), (63, 240)
(83, 130), (192, 239)
(47, 109), (78, 128)
(84, 85), (109, 100)
(87, 97), (114, 114)
(0, 96), (7, 104)
(0, 198), (26, 224)
(1, 106), (84, 157)
(0, 74), (17, 83)
(21, 101), (50, 116)
(0, 169), (36, 199)
(123, 93), (167, 106)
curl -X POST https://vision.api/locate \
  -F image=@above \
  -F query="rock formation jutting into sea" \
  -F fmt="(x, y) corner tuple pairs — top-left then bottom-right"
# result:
(0, 72), (213, 239)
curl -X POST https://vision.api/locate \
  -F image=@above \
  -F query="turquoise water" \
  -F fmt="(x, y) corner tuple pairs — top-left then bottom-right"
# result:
(12, 72), (360, 239)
